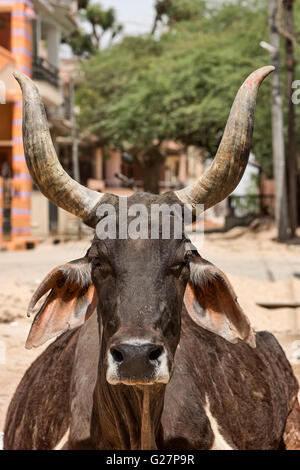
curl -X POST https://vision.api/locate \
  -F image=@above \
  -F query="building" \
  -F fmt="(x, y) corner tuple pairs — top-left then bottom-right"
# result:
(0, 3), (225, 245)
(0, 0), (77, 248)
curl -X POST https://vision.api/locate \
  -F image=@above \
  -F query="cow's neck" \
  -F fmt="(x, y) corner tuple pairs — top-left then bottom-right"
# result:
(92, 348), (165, 450)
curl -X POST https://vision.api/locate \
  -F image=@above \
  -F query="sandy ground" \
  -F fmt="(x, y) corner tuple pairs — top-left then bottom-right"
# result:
(0, 226), (300, 434)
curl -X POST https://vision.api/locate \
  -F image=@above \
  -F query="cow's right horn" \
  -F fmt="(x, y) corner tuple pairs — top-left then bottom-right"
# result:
(13, 71), (104, 227)
(175, 66), (274, 212)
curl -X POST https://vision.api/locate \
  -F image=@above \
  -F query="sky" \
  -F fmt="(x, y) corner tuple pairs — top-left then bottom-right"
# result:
(60, 0), (156, 58)
(96, 0), (156, 36)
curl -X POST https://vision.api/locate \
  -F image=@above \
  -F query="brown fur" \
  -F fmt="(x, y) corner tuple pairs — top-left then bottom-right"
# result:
(283, 398), (300, 450)
(3, 194), (299, 450)
(5, 313), (300, 449)
(72, 309), (299, 450)
(161, 308), (299, 450)
(5, 308), (299, 450)
(4, 328), (79, 450)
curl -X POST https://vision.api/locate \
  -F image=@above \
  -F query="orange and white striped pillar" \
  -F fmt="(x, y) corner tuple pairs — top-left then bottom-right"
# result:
(10, 0), (34, 238)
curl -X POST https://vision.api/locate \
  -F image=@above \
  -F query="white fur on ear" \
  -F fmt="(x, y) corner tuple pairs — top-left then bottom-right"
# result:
(190, 259), (222, 285)
(25, 257), (97, 349)
(65, 260), (93, 288)
(27, 258), (93, 318)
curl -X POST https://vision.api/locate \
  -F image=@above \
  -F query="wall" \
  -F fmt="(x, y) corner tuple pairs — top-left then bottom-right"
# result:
(105, 151), (122, 187)
(31, 190), (49, 238)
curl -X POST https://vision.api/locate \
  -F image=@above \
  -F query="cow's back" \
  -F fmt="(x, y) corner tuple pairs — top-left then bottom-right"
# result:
(4, 328), (80, 450)
(161, 307), (299, 449)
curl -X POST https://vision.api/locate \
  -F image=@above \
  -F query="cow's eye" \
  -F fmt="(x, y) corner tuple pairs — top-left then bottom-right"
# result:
(170, 261), (189, 277)
(91, 258), (101, 268)
(184, 250), (194, 262)
(91, 259), (112, 278)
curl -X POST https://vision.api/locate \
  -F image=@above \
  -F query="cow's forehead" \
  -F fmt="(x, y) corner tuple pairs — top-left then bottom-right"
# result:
(90, 191), (189, 263)
(90, 234), (188, 264)
(96, 191), (184, 211)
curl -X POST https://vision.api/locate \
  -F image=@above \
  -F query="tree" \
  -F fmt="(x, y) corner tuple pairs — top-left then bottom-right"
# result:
(151, 0), (171, 34)
(77, 0), (299, 195)
(281, 0), (298, 237)
(65, 1), (123, 57)
(76, 36), (166, 192)
(151, 0), (205, 34)
(269, 0), (289, 242)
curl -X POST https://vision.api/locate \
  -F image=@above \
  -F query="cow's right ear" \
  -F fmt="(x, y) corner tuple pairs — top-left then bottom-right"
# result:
(184, 255), (256, 348)
(25, 256), (98, 349)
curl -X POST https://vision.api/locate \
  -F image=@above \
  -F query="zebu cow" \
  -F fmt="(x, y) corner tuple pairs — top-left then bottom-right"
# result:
(4, 67), (300, 450)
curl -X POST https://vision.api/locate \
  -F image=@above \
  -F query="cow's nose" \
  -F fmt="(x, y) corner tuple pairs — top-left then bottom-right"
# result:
(108, 343), (165, 384)
(110, 343), (164, 364)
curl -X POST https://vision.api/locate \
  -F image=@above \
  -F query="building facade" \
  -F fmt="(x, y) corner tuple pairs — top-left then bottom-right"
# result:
(0, 0), (77, 247)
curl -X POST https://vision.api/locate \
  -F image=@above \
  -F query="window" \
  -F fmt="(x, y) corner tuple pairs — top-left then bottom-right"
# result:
(0, 13), (11, 51)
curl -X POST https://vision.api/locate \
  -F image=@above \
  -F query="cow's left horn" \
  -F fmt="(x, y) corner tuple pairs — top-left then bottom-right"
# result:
(13, 71), (103, 227)
(175, 66), (274, 211)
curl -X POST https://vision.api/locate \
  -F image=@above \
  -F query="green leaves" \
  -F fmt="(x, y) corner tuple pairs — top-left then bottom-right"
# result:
(76, 0), (299, 177)
(67, 1), (123, 55)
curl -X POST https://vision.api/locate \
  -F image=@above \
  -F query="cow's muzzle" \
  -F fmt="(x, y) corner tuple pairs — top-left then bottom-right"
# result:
(106, 341), (170, 385)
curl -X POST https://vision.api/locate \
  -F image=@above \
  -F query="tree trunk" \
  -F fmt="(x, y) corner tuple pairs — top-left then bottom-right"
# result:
(269, 0), (289, 242)
(284, 0), (298, 237)
(141, 160), (161, 194)
(139, 146), (164, 194)
(151, 13), (159, 35)
(70, 80), (82, 239)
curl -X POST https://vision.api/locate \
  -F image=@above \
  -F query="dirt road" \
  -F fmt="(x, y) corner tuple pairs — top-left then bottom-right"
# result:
(1, 227), (300, 434)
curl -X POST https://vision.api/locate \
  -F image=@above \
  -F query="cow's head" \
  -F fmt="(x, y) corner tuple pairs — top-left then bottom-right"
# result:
(15, 66), (272, 386)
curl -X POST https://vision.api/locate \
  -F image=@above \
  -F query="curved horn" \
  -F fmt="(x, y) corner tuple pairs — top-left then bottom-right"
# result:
(13, 71), (103, 227)
(175, 66), (274, 210)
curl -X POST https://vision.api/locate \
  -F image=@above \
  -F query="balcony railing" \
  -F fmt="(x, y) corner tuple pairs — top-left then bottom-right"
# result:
(32, 56), (59, 88)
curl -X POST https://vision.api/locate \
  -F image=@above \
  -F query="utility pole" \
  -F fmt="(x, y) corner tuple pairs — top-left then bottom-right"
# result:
(283, 0), (298, 237)
(69, 79), (82, 239)
(269, 0), (289, 242)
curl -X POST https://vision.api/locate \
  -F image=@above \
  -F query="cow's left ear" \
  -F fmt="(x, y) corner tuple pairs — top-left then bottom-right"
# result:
(25, 256), (98, 349)
(184, 256), (256, 347)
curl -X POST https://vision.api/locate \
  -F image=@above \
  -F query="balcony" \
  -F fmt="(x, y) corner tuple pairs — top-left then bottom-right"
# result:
(32, 56), (59, 88)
